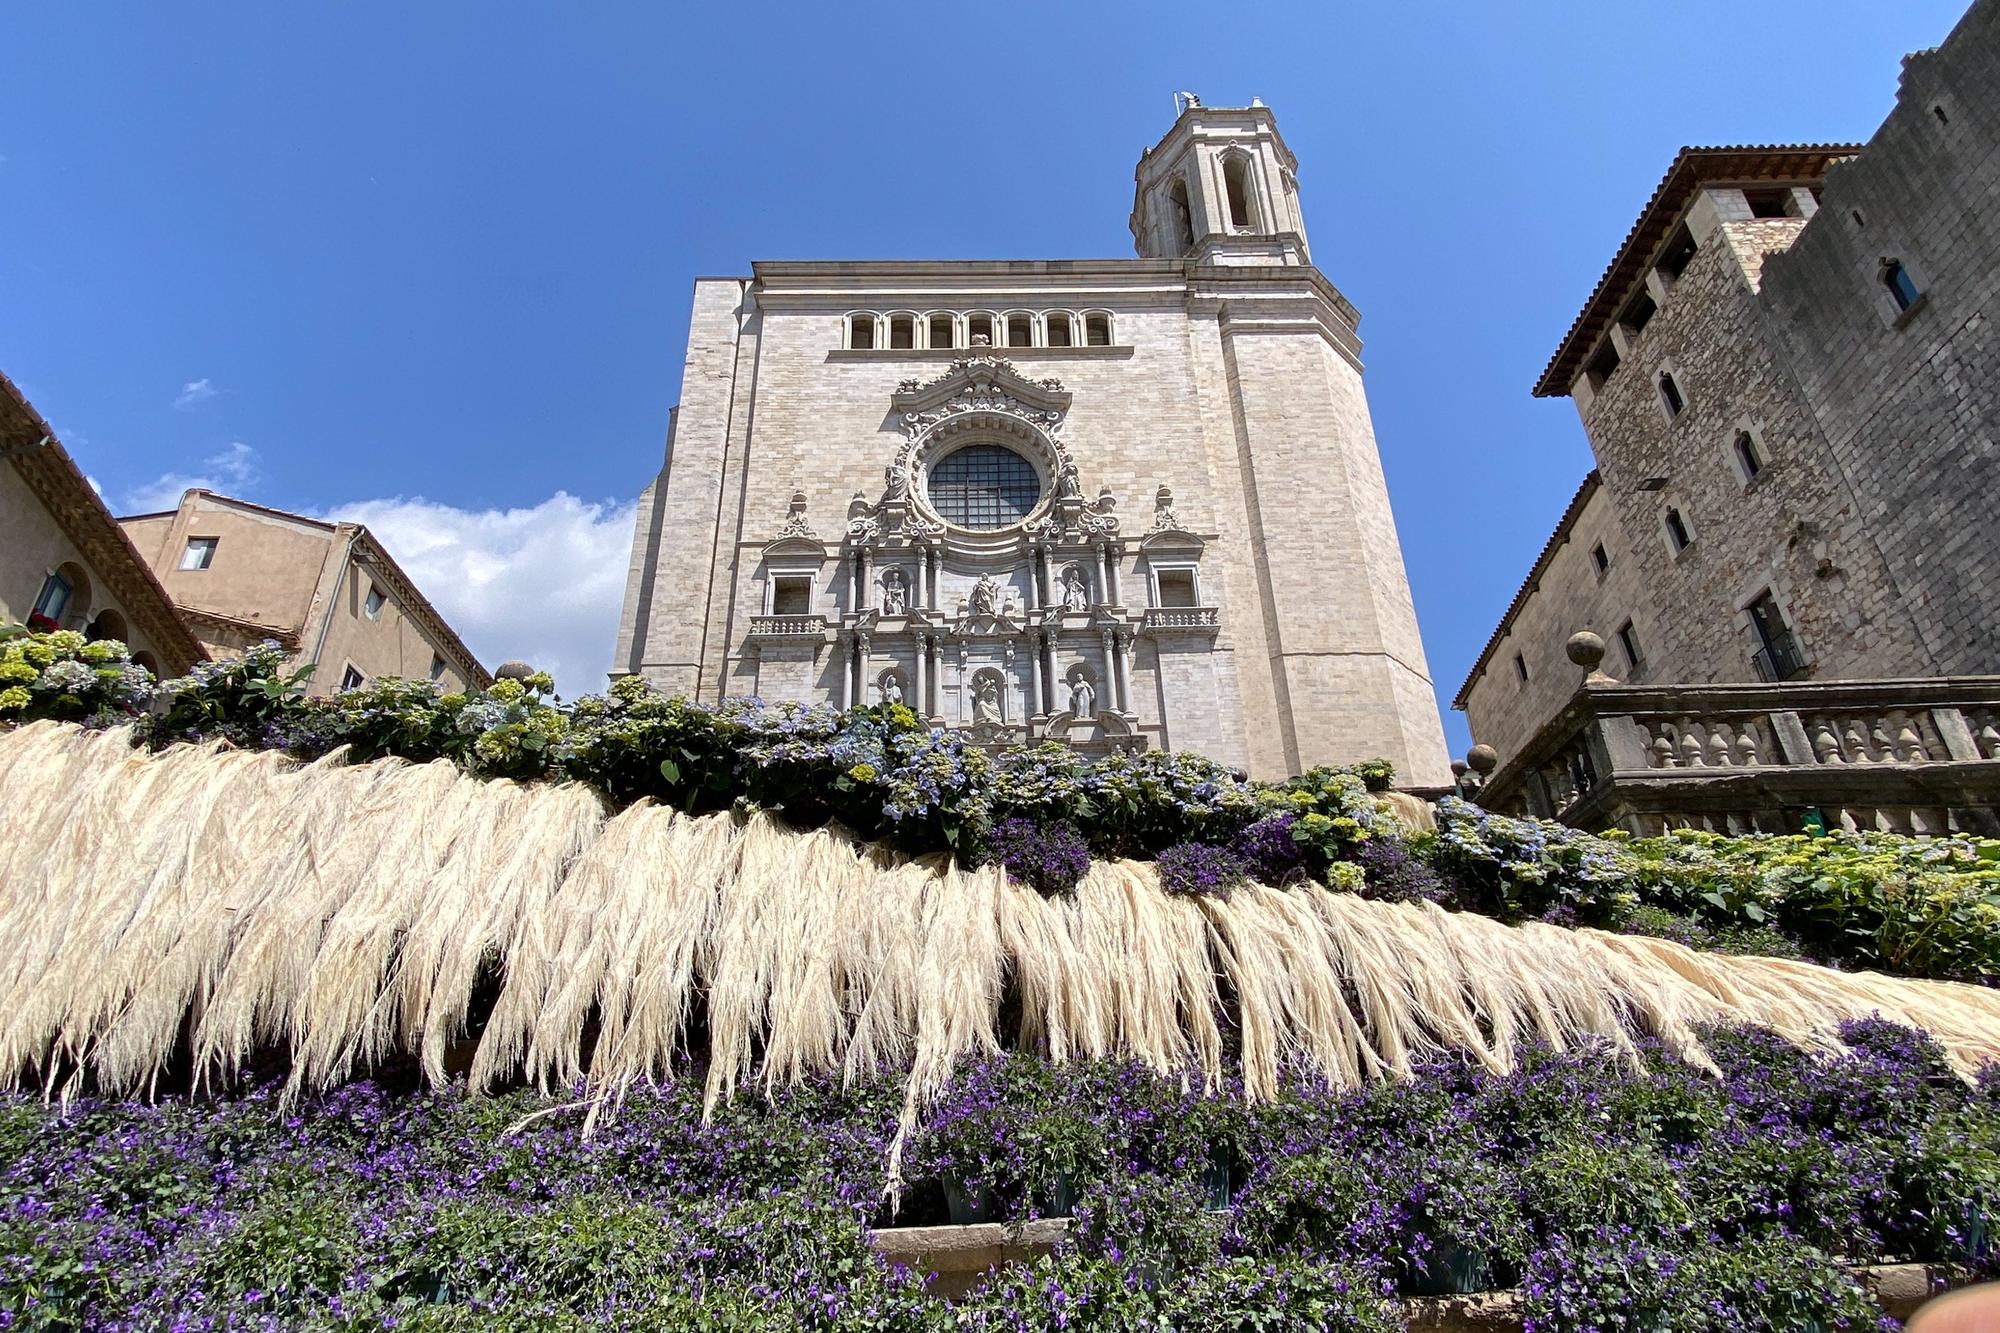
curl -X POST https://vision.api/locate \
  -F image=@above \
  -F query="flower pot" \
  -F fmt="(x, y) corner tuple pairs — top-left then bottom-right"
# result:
(1202, 1145), (1233, 1210)
(1406, 1238), (1491, 1297)
(943, 1178), (998, 1225)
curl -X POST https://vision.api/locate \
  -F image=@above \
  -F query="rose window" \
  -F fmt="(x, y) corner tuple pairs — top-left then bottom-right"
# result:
(927, 444), (1040, 530)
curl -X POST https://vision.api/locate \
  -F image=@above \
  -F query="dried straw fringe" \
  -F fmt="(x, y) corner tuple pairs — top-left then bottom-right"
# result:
(4, 721), (1999, 1146)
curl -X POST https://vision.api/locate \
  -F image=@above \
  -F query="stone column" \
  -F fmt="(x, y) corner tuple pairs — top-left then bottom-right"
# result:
(914, 546), (929, 612)
(1028, 633), (1044, 716)
(856, 632), (872, 705)
(914, 634), (928, 719)
(1101, 630), (1121, 712)
(1106, 544), (1123, 606)
(837, 632), (854, 710)
(1043, 632), (1059, 712)
(1097, 543), (1114, 608)
(928, 549), (941, 611)
(1033, 545), (1051, 608)
(1119, 631), (1135, 714)
(858, 550), (873, 612)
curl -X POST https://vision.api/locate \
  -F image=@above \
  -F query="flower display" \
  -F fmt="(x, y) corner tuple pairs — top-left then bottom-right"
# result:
(4, 628), (1999, 983)
(0, 1024), (1989, 1329)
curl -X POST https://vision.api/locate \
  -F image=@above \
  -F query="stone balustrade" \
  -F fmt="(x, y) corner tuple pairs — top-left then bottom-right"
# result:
(746, 613), (831, 642)
(1476, 667), (2000, 835)
(1139, 605), (1220, 635)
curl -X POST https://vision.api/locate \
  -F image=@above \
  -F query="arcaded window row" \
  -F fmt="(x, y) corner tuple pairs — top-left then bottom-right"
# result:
(844, 309), (1114, 351)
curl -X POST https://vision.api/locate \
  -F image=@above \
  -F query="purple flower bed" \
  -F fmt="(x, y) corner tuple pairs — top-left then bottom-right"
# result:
(0, 1021), (1992, 1329)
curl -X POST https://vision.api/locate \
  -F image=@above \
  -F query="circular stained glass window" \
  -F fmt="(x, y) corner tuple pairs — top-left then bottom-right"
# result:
(927, 445), (1041, 530)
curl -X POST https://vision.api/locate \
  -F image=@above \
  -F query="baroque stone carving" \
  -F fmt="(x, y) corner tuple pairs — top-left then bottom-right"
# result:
(968, 573), (1000, 617)
(1060, 565), (1090, 612)
(972, 671), (1004, 724)
(1070, 674), (1096, 719)
(774, 490), (816, 540)
(880, 567), (906, 615)
(1150, 485), (1181, 532)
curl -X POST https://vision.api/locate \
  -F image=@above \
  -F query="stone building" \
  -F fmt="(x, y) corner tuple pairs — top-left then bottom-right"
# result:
(1456, 0), (2000, 832)
(118, 490), (489, 696)
(614, 101), (1451, 786)
(1, 371), (205, 678)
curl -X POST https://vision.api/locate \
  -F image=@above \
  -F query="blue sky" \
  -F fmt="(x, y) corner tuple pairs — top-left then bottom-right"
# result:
(0, 0), (1967, 753)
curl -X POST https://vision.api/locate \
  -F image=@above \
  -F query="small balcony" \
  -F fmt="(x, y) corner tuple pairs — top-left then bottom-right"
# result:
(746, 614), (830, 644)
(1139, 605), (1220, 636)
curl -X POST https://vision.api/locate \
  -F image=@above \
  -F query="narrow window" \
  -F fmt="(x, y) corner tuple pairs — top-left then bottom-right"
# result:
(1734, 430), (1764, 480)
(848, 314), (876, 350)
(1167, 176), (1195, 254)
(340, 665), (365, 691)
(1850, 209), (1866, 229)
(180, 537), (218, 571)
(1742, 187), (1794, 219)
(1933, 104), (1949, 126)
(1883, 260), (1921, 312)
(1658, 371), (1685, 419)
(771, 575), (812, 616)
(1045, 314), (1073, 347)
(1665, 507), (1691, 552)
(1006, 314), (1034, 348)
(888, 316), (914, 350)
(1617, 621), (1642, 671)
(1618, 288), (1656, 338)
(968, 314), (995, 346)
(1590, 542), (1609, 576)
(429, 653), (447, 683)
(1657, 225), (1697, 281)
(1084, 313), (1111, 346)
(1748, 591), (1807, 681)
(1154, 569), (1198, 608)
(928, 314), (954, 349)
(31, 571), (72, 624)
(364, 584), (387, 619)
(1584, 340), (1621, 391)
(1223, 156), (1254, 230)
(1513, 652), (1529, 683)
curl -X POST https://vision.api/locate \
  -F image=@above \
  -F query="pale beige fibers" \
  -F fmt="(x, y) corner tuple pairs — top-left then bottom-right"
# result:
(4, 722), (1999, 1129)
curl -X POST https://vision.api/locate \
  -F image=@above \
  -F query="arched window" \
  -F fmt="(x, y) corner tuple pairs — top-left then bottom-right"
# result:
(927, 314), (955, 349)
(1733, 430), (1764, 481)
(130, 651), (161, 679)
(1223, 155), (1255, 230)
(1882, 260), (1921, 312)
(1664, 507), (1692, 553)
(847, 313), (876, 350)
(1658, 370), (1685, 418)
(888, 315), (915, 350)
(1166, 176), (1194, 254)
(967, 313), (996, 346)
(86, 609), (128, 645)
(32, 562), (90, 630)
(927, 444), (1041, 530)
(1084, 313), (1112, 346)
(1005, 314), (1034, 348)
(1045, 312), (1074, 347)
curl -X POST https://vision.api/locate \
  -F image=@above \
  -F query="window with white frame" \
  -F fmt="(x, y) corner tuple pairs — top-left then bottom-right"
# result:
(770, 575), (813, 616)
(364, 584), (387, 619)
(180, 537), (218, 571)
(340, 664), (365, 691)
(1152, 568), (1198, 608)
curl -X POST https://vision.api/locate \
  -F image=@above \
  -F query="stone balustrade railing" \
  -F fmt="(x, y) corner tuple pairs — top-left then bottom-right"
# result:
(1139, 605), (1220, 634)
(746, 614), (831, 641)
(1476, 672), (2000, 836)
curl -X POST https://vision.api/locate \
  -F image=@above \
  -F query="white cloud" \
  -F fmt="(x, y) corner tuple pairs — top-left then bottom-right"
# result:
(322, 492), (637, 698)
(118, 440), (261, 513)
(172, 378), (216, 409)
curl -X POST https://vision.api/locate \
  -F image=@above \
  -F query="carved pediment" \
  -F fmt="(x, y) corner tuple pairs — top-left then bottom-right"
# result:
(893, 356), (1071, 441)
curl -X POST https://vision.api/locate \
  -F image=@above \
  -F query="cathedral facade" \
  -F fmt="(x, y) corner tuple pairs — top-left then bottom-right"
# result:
(614, 103), (1451, 786)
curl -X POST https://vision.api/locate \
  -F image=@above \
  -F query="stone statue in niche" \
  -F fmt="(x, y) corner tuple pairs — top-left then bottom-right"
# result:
(1055, 462), (1082, 499)
(1069, 675), (1096, 719)
(1061, 566), (1090, 612)
(880, 674), (904, 707)
(968, 573), (1000, 617)
(880, 567), (907, 615)
(973, 673), (1004, 724)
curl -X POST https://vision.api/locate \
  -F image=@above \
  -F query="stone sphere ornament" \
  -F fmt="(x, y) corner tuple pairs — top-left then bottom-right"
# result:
(495, 660), (537, 681)
(1565, 631), (1607, 669)
(1466, 744), (1499, 775)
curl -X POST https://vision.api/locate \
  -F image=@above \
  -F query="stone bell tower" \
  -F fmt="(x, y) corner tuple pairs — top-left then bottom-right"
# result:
(1130, 97), (1311, 266)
